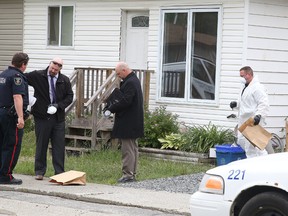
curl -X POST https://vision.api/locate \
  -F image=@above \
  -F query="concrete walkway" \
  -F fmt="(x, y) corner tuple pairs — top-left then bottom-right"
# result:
(0, 174), (191, 215)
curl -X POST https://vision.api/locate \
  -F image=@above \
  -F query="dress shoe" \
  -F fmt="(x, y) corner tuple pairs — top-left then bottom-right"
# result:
(117, 176), (135, 183)
(0, 178), (22, 185)
(35, 175), (43, 180)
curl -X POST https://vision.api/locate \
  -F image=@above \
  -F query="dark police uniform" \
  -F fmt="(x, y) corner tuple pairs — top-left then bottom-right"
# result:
(0, 66), (29, 183)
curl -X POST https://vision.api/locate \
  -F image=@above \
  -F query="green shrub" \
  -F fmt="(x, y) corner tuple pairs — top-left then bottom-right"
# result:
(139, 105), (179, 148)
(181, 123), (234, 153)
(159, 123), (235, 153)
(159, 133), (186, 150)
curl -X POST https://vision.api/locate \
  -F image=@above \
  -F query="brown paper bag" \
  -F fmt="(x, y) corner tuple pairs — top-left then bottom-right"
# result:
(238, 117), (272, 150)
(50, 170), (86, 185)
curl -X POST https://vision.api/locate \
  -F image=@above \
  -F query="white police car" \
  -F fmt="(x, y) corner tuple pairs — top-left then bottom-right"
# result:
(190, 152), (288, 216)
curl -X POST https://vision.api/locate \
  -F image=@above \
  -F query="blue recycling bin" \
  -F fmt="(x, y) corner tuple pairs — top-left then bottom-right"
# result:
(215, 144), (246, 166)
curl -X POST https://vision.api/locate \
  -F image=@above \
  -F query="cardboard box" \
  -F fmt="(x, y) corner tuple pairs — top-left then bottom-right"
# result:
(239, 117), (272, 150)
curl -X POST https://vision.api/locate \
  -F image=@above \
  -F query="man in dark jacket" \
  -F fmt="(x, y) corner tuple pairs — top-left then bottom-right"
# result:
(25, 57), (73, 180)
(105, 62), (144, 183)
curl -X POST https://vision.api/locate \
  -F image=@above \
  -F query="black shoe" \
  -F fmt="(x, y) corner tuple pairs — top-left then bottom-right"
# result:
(117, 176), (135, 183)
(0, 178), (22, 185)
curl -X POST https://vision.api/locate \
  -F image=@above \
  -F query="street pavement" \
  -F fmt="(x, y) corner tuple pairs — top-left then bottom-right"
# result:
(0, 174), (191, 215)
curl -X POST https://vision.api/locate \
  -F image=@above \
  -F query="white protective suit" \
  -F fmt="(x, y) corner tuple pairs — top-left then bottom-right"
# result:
(236, 75), (269, 158)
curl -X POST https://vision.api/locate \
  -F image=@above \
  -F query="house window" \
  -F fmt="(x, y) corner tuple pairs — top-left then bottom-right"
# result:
(160, 8), (219, 101)
(48, 6), (74, 46)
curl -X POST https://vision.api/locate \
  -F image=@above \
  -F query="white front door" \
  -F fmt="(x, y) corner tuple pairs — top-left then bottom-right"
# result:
(122, 11), (149, 69)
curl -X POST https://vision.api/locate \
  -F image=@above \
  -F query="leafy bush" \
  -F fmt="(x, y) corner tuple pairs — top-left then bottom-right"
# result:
(181, 123), (234, 153)
(159, 133), (186, 150)
(139, 105), (180, 148)
(159, 123), (235, 153)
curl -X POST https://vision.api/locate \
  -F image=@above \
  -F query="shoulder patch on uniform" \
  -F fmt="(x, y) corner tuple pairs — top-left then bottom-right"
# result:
(0, 77), (6, 84)
(14, 77), (22, 85)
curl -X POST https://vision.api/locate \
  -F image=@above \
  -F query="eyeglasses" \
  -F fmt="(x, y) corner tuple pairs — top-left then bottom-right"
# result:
(52, 61), (63, 68)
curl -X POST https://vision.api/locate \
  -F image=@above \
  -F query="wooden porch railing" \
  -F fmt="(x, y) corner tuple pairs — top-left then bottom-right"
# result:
(66, 67), (153, 150)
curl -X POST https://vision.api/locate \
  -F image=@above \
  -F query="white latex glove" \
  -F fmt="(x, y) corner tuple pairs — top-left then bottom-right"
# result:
(104, 110), (111, 117)
(29, 94), (37, 106)
(47, 105), (57, 114)
(27, 94), (37, 112)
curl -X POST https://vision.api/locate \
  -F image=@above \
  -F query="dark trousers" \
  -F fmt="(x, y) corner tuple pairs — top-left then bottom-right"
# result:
(0, 109), (23, 182)
(34, 115), (65, 176)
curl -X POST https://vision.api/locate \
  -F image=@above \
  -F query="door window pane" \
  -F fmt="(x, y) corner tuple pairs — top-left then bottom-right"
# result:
(132, 16), (149, 27)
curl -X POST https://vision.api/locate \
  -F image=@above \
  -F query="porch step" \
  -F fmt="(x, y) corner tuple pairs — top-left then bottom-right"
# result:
(97, 117), (114, 131)
(65, 146), (91, 156)
(65, 134), (93, 149)
(68, 124), (92, 130)
(70, 118), (92, 127)
(68, 117), (113, 131)
(65, 117), (114, 150)
(65, 134), (92, 141)
(49, 145), (91, 157)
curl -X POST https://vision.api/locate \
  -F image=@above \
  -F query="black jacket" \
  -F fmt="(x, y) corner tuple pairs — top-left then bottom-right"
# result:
(109, 72), (144, 139)
(25, 67), (73, 121)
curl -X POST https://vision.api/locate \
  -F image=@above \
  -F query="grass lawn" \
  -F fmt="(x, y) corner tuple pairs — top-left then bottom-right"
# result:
(15, 131), (214, 184)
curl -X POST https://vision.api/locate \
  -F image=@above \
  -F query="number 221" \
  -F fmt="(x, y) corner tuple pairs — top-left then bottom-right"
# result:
(228, 170), (246, 180)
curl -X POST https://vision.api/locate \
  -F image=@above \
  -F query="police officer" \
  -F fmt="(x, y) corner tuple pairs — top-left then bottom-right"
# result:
(0, 52), (29, 184)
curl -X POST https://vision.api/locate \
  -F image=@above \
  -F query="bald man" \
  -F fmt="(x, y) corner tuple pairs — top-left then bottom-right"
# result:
(25, 58), (73, 180)
(105, 62), (144, 183)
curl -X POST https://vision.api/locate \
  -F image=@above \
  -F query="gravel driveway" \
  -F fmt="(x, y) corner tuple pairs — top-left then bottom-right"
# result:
(118, 173), (205, 194)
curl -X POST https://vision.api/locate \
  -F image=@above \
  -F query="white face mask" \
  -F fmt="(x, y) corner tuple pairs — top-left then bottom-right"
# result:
(240, 77), (246, 84)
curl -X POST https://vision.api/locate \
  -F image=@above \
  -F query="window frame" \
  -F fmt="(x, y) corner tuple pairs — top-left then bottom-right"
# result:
(158, 6), (222, 105)
(47, 4), (75, 48)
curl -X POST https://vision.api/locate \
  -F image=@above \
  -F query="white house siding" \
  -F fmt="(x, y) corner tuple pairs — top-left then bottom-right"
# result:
(24, 0), (162, 74)
(23, 0), (287, 135)
(245, 0), (288, 136)
(0, 0), (23, 71)
(24, 1), (122, 74)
